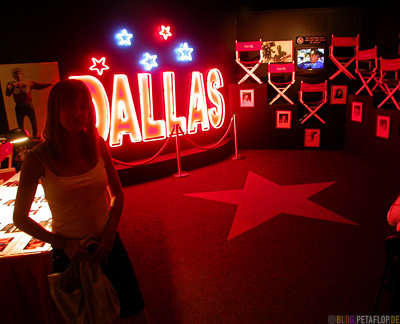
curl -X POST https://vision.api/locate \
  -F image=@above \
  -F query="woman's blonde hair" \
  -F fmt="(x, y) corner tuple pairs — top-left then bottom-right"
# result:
(43, 79), (99, 163)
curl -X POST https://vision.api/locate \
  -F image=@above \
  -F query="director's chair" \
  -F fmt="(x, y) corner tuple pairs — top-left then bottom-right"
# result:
(235, 40), (264, 84)
(299, 80), (328, 124)
(377, 57), (400, 110)
(267, 61), (295, 105)
(355, 46), (382, 96)
(329, 34), (359, 80)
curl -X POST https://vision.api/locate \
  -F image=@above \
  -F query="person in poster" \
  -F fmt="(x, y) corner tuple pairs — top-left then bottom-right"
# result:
(5, 67), (53, 138)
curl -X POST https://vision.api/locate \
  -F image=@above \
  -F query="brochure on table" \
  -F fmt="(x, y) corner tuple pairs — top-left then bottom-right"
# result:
(0, 173), (52, 257)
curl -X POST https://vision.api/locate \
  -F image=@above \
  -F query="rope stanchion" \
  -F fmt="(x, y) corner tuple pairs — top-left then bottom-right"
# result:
(111, 114), (243, 179)
(177, 115), (234, 151)
(172, 124), (189, 178)
(231, 114), (245, 160)
(112, 128), (175, 167)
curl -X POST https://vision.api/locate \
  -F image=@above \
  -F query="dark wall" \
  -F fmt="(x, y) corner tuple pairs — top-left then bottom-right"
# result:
(345, 95), (400, 172)
(233, 5), (400, 97)
(0, 1), (237, 161)
(229, 5), (400, 155)
(1, 2), (399, 162)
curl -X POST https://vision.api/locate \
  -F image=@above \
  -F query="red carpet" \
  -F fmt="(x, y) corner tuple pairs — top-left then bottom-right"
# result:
(118, 149), (400, 324)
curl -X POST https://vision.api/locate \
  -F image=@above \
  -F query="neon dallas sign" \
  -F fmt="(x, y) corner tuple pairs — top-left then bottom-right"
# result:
(70, 68), (225, 147)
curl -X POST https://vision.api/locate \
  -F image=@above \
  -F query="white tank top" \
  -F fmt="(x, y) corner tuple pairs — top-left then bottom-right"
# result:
(37, 154), (110, 239)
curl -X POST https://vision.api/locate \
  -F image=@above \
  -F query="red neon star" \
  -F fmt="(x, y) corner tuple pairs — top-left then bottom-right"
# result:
(159, 25), (172, 40)
(184, 172), (357, 240)
(89, 57), (110, 76)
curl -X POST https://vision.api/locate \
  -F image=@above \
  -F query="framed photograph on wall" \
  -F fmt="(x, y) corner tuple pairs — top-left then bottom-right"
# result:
(376, 115), (390, 139)
(240, 89), (255, 107)
(351, 101), (363, 122)
(330, 85), (347, 105)
(262, 40), (293, 63)
(276, 110), (291, 129)
(304, 128), (320, 147)
(0, 62), (59, 139)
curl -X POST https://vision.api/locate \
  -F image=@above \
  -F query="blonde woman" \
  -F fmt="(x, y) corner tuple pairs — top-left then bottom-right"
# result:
(13, 79), (149, 324)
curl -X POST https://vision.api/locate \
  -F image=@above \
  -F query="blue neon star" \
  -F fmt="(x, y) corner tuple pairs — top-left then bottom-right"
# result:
(116, 29), (133, 46)
(140, 53), (158, 71)
(176, 42), (193, 61)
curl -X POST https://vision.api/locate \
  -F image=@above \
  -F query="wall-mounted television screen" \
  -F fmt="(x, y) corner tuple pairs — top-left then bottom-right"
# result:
(295, 47), (325, 75)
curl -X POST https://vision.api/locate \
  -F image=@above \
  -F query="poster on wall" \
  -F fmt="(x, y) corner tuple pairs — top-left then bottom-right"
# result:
(262, 40), (293, 63)
(240, 89), (255, 107)
(351, 102), (363, 122)
(376, 115), (390, 139)
(0, 62), (60, 139)
(304, 128), (320, 147)
(276, 110), (291, 129)
(330, 85), (347, 105)
(296, 36), (327, 45)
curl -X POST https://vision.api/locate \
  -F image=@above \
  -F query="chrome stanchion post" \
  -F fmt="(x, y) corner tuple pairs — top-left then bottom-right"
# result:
(172, 124), (189, 178)
(231, 114), (244, 160)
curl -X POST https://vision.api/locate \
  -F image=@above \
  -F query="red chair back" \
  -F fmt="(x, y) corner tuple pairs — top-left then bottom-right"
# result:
(301, 82), (327, 92)
(381, 58), (400, 72)
(356, 47), (378, 61)
(236, 41), (262, 52)
(331, 35), (359, 47)
(268, 62), (295, 74)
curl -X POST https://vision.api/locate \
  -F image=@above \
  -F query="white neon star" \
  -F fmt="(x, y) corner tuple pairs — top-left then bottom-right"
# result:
(89, 57), (110, 76)
(176, 42), (193, 61)
(116, 29), (133, 46)
(159, 25), (172, 40)
(140, 53), (158, 71)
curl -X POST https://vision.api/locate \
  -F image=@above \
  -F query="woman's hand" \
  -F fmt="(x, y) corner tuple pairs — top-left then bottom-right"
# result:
(90, 230), (116, 263)
(64, 239), (90, 261)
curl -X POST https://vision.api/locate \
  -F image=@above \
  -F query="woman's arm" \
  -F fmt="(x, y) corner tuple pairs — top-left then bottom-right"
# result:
(13, 151), (66, 250)
(92, 137), (125, 262)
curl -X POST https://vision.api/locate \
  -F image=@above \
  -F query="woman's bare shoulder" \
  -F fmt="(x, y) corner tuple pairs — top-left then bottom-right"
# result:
(23, 142), (51, 176)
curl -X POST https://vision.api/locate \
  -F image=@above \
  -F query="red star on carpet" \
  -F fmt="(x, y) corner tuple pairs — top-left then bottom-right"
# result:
(184, 172), (357, 240)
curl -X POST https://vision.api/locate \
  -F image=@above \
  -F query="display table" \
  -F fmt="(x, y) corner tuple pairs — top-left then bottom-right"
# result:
(0, 173), (66, 323)
(0, 251), (66, 324)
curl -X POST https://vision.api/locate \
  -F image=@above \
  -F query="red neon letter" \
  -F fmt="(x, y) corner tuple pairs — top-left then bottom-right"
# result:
(163, 72), (187, 136)
(109, 74), (142, 147)
(187, 72), (210, 134)
(138, 73), (166, 141)
(69, 75), (110, 140)
(206, 68), (225, 129)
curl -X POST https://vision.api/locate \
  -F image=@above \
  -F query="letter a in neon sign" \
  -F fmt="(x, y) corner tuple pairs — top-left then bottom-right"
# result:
(187, 72), (210, 134)
(138, 73), (166, 141)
